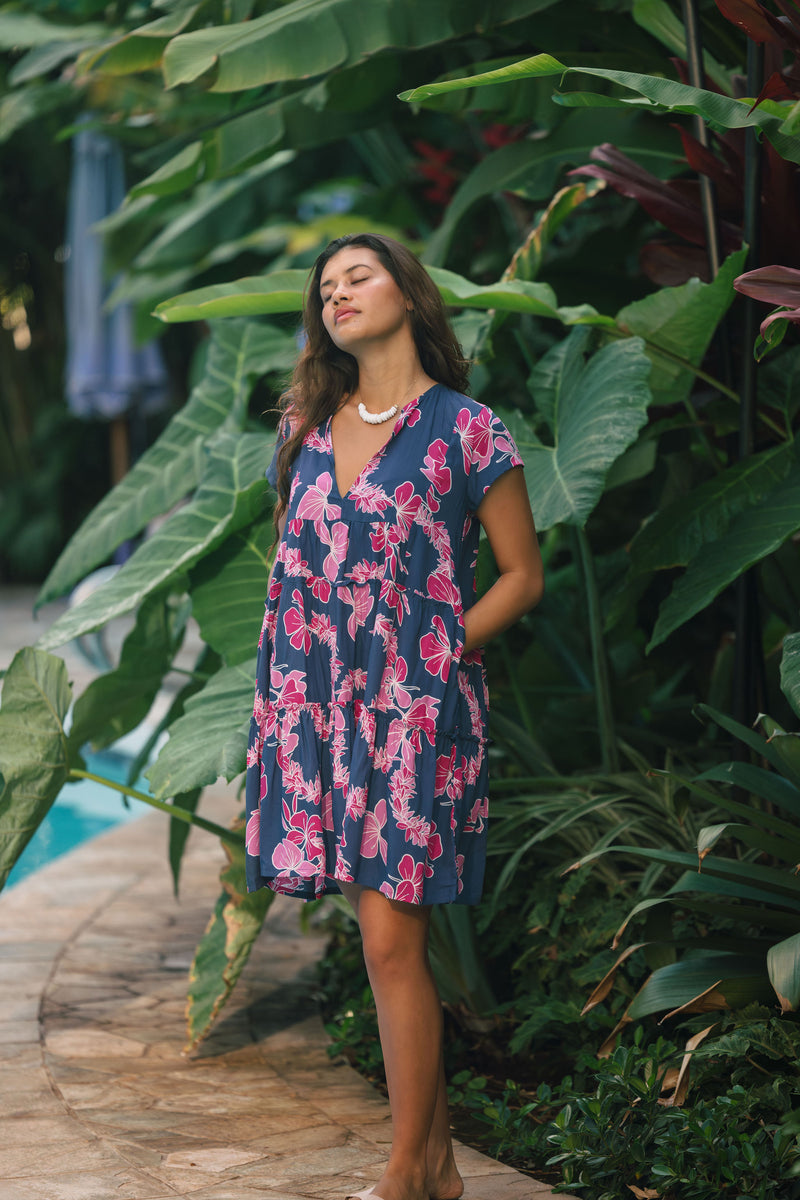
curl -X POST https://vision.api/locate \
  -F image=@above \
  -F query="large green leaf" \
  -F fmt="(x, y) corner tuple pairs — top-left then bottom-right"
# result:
(696, 761), (800, 822)
(767, 931), (800, 1012)
(189, 514), (275, 667)
(82, 3), (204, 74)
(659, 763), (800, 840)
(129, 140), (205, 199)
(9, 40), (97, 85)
(161, 0), (557, 93)
(0, 649), (71, 891)
(628, 871), (800, 924)
(627, 956), (772, 1019)
(428, 267), (565, 319)
(146, 659), (256, 799)
(169, 789), (201, 898)
(649, 468), (800, 650)
(185, 838), (273, 1050)
(0, 12), (108, 47)
(399, 53), (800, 164)
(781, 631), (800, 722)
(503, 328), (652, 530)
(125, 645), (221, 788)
(38, 322), (286, 607)
(37, 432), (272, 651)
(614, 248), (747, 406)
(68, 592), (187, 754)
(579, 843), (800, 903)
(699, 704), (800, 791)
(629, 440), (798, 576)
(697, 821), (800, 864)
(155, 270), (308, 322)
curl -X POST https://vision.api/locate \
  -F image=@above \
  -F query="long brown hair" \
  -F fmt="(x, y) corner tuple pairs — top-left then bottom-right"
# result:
(268, 233), (470, 547)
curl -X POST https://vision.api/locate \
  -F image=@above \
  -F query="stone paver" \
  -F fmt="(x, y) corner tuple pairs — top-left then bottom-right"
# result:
(0, 586), (572, 1199)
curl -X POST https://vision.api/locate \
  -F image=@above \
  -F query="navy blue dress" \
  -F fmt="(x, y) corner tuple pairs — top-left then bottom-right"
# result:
(244, 384), (524, 904)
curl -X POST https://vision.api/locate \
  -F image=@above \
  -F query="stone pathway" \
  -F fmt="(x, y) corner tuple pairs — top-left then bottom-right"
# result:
(0, 780), (571, 1200)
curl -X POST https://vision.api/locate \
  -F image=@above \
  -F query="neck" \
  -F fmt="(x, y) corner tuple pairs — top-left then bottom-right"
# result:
(348, 337), (431, 411)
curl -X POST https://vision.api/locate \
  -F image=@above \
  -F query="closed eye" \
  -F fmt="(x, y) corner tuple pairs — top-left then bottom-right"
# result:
(320, 273), (371, 303)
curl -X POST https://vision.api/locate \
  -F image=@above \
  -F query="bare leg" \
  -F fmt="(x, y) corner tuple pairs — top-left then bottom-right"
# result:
(338, 882), (463, 1200)
(426, 1049), (462, 1200)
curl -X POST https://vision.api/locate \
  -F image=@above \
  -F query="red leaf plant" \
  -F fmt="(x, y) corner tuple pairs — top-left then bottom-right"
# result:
(715, 0), (800, 109)
(570, 131), (800, 286)
(569, 3), (800, 286)
(733, 264), (800, 335)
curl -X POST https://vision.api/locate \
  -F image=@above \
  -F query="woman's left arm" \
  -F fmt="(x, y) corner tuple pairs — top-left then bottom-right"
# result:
(462, 465), (544, 655)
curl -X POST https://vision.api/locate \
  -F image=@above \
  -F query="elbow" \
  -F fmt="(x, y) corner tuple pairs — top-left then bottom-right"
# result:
(526, 569), (545, 613)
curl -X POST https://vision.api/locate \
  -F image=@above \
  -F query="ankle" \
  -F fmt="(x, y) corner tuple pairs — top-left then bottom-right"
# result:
(384, 1158), (427, 1188)
(426, 1137), (455, 1169)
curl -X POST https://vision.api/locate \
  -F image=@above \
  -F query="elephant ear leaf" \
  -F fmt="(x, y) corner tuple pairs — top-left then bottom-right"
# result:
(185, 833), (273, 1050)
(0, 649), (72, 891)
(502, 328), (652, 531)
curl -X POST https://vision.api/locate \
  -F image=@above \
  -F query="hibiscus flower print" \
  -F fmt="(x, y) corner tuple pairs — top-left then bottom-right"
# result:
(295, 470), (341, 525)
(245, 385), (525, 907)
(283, 590), (312, 654)
(421, 438), (452, 496)
(456, 405), (495, 474)
(387, 854), (425, 903)
(361, 799), (388, 863)
(245, 809), (260, 856)
(420, 614), (458, 681)
(337, 583), (375, 641)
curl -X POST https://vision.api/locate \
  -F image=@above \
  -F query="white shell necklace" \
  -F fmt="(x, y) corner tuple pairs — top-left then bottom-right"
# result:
(356, 380), (426, 425)
(357, 401), (397, 424)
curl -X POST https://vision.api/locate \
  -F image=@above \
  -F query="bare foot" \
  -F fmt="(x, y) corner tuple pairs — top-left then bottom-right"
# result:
(426, 1145), (464, 1200)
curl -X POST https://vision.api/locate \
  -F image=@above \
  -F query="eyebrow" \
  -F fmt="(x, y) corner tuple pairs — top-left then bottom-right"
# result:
(320, 263), (372, 292)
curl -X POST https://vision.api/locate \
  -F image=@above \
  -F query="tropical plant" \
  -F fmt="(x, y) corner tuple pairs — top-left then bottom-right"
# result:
(545, 1028), (800, 1199)
(574, 677), (800, 1041)
(735, 264), (800, 357)
(5, 0), (800, 1061)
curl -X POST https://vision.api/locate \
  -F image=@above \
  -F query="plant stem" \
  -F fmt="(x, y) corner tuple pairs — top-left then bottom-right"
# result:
(68, 770), (243, 847)
(574, 528), (620, 774)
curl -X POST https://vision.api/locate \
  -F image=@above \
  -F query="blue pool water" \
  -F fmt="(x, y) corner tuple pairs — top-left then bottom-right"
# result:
(6, 749), (146, 888)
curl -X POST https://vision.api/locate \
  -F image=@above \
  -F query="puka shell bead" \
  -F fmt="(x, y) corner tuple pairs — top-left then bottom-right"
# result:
(357, 402), (398, 424)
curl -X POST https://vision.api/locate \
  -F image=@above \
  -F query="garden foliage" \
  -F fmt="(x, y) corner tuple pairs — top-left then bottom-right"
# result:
(2, 5), (800, 1185)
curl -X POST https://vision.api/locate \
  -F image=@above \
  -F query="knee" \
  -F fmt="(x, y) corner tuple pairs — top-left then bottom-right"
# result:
(360, 922), (428, 982)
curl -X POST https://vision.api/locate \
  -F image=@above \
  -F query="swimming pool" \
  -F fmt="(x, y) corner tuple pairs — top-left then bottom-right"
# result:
(6, 749), (146, 888)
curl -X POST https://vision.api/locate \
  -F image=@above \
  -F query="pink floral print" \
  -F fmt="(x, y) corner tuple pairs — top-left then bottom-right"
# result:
(245, 384), (524, 905)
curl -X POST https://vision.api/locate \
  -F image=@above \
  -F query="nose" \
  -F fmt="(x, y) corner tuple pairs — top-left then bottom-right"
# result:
(331, 282), (350, 305)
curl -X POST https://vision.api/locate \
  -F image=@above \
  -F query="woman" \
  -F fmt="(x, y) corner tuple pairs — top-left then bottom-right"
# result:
(245, 233), (544, 1200)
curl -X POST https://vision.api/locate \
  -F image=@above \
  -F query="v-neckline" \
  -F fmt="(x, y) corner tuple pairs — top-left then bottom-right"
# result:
(326, 387), (431, 501)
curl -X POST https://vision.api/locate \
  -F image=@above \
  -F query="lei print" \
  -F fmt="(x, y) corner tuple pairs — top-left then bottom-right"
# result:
(245, 384), (524, 906)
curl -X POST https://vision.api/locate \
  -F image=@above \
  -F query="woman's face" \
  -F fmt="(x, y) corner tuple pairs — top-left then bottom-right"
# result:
(318, 246), (411, 352)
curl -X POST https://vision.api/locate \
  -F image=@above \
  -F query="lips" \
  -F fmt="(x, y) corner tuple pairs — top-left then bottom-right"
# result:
(334, 307), (358, 324)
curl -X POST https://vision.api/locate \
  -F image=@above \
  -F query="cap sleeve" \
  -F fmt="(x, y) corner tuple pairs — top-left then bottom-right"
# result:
(265, 407), (294, 490)
(461, 405), (525, 513)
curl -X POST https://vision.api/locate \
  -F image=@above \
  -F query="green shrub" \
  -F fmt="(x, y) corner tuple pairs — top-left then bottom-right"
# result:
(546, 1029), (800, 1200)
